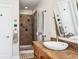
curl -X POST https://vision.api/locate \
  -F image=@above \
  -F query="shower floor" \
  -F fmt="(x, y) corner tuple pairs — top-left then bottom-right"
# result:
(20, 45), (34, 59)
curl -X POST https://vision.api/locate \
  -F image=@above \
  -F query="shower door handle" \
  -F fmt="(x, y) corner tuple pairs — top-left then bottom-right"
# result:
(13, 33), (18, 44)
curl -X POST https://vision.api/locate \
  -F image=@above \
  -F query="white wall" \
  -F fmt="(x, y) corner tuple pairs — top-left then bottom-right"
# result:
(35, 0), (56, 40)
(12, 0), (19, 59)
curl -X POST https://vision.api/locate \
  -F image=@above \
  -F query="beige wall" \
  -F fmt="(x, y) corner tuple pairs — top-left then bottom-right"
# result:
(35, 0), (56, 40)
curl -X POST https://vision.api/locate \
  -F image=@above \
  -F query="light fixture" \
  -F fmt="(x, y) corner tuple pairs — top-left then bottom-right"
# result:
(25, 6), (28, 9)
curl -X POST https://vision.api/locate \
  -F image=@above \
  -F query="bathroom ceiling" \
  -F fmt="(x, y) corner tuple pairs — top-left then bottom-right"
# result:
(20, 0), (40, 10)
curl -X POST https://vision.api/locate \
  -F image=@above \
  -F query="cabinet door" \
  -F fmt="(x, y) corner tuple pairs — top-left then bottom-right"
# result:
(0, 4), (13, 59)
(39, 50), (52, 59)
(34, 56), (40, 59)
(33, 43), (40, 58)
(39, 55), (51, 59)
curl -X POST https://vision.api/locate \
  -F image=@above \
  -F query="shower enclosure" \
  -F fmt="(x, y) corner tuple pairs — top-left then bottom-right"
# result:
(0, 2), (19, 59)
(53, 0), (78, 38)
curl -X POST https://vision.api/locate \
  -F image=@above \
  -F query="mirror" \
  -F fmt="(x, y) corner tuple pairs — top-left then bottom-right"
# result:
(53, 0), (78, 39)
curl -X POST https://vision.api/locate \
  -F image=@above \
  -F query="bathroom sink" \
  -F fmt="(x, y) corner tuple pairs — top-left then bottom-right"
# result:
(43, 41), (68, 50)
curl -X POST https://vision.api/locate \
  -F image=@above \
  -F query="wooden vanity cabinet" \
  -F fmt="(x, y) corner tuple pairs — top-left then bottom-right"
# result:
(33, 41), (77, 59)
(33, 42), (52, 59)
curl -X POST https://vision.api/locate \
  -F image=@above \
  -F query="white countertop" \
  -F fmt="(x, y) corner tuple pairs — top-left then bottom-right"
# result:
(58, 37), (78, 44)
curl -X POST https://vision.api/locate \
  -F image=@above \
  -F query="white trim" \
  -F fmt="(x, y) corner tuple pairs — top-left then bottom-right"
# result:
(20, 10), (33, 15)
(20, 50), (34, 54)
(20, 45), (32, 49)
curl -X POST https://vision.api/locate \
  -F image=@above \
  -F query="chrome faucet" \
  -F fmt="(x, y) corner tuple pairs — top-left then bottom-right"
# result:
(42, 34), (46, 41)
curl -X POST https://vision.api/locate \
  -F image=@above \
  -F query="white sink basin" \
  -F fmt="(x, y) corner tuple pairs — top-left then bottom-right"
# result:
(43, 41), (68, 50)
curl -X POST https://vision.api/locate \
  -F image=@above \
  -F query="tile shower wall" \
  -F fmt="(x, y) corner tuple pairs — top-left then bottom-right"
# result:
(20, 14), (33, 45)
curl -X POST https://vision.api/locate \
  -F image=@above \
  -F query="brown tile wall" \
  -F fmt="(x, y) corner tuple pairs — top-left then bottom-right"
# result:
(20, 14), (33, 45)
